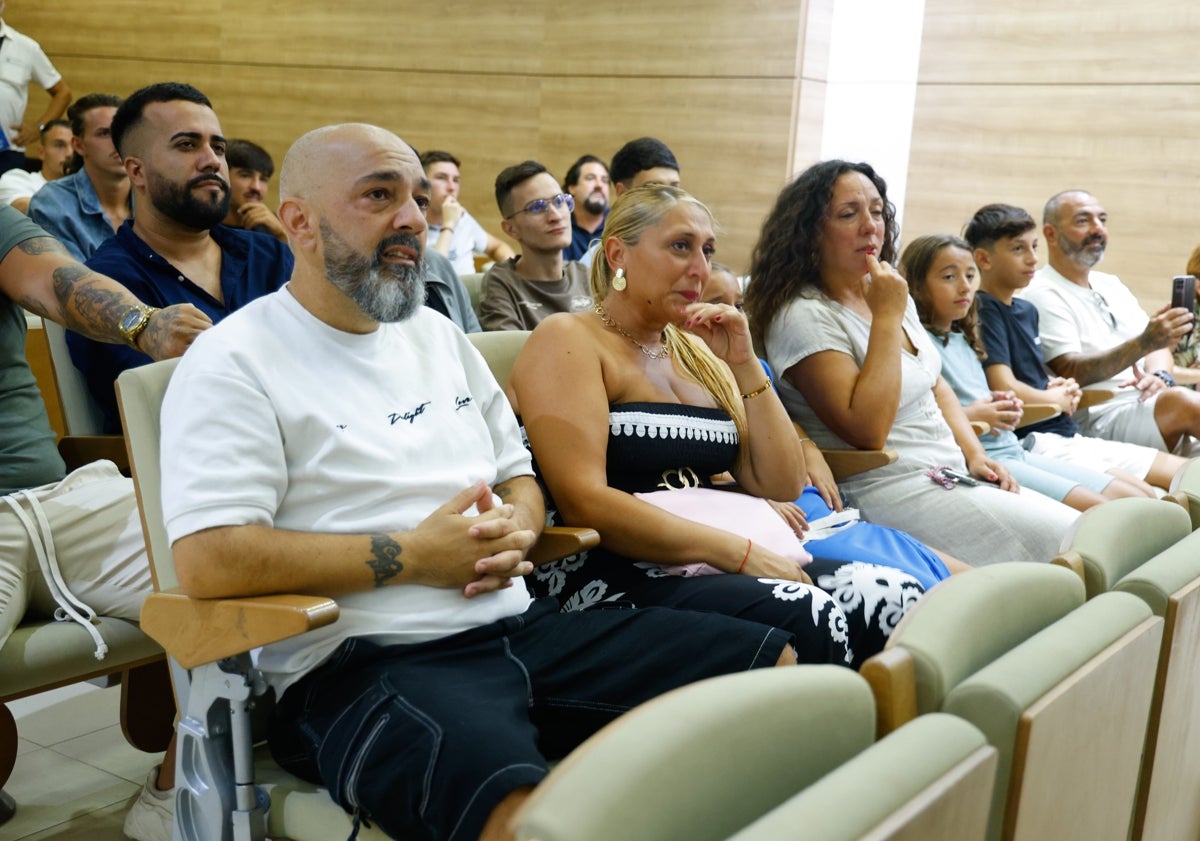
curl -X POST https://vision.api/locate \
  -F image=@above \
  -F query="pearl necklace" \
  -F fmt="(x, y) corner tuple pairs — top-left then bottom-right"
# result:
(593, 303), (671, 359)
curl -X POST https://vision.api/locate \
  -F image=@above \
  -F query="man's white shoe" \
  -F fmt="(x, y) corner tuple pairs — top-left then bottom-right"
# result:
(123, 764), (173, 841)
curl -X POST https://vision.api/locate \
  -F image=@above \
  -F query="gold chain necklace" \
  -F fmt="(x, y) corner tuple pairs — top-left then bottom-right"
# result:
(593, 303), (671, 359)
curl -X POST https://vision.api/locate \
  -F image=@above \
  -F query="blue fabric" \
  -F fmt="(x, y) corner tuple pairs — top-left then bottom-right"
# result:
(929, 329), (1027, 462)
(563, 212), (604, 263)
(798, 487), (951, 590)
(976, 290), (1079, 438)
(27, 170), (125, 262)
(71, 221), (293, 432)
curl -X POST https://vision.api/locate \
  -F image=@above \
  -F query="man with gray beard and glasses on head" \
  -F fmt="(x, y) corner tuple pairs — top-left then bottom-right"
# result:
(68, 82), (292, 433)
(1024, 189), (1200, 456)
(156, 123), (796, 841)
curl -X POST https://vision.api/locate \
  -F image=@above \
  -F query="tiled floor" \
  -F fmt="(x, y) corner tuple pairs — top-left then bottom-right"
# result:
(6, 683), (163, 840)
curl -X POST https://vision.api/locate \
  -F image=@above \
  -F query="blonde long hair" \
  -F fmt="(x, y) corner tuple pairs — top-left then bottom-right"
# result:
(590, 184), (748, 439)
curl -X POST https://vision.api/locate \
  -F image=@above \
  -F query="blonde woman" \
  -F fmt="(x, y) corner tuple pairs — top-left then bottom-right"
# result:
(511, 185), (924, 668)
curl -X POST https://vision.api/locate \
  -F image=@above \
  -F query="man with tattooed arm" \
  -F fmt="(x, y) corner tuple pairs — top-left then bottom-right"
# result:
(158, 123), (795, 841)
(0, 211), (208, 679)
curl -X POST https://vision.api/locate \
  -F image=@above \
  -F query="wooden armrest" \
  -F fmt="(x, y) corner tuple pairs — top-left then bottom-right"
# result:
(1077, 389), (1117, 410)
(140, 590), (339, 669)
(970, 420), (990, 437)
(1050, 550), (1086, 586)
(1015, 403), (1061, 429)
(860, 647), (918, 738)
(58, 434), (129, 474)
(820, 448), (899, 481)
(528, 526), (600, 566)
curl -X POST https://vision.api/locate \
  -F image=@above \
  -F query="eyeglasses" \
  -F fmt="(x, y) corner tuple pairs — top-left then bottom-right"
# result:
(1090, 290), (1117, 330)
(505, 193), (575, 219)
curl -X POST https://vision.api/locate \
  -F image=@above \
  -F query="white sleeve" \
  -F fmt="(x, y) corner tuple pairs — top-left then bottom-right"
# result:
(160, 343), (289, 545)
(1024, 284), (1082, 362)
(29, 44), (61, 90)
(0, 170), (33, 206)
(464, 212), (490, 254)
(764, 296), (857, 377)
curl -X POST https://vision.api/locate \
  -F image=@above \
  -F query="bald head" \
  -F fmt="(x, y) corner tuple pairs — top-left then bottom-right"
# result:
(1043, 189), (1094, 227)
(280, 123), (414, 201)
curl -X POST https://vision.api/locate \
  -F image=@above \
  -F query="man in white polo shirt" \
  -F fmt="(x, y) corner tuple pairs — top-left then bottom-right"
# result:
(1024, 189), (1200, 455)
(0, 3), (71, 174)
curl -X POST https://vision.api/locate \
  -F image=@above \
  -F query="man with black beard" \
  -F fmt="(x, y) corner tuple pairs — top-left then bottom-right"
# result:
(70, 82), (292, 432)
(158, 122), (794, 841)
(1024, 189), (1200, 454)
(561, 153), (609, 261)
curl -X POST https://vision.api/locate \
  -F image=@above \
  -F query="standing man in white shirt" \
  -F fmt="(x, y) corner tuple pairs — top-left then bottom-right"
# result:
(1024, 189), (1200, 454)
(0, 116), (68, 210)
(0, 2), (71, 174)
(420, 148), (513, 274)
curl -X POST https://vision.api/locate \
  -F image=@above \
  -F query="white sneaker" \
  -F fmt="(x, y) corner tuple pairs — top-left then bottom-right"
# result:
(123, 764), (173, 841)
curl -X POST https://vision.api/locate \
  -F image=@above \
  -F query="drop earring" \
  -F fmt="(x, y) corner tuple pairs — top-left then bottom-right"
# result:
(612, 268), (627, 291)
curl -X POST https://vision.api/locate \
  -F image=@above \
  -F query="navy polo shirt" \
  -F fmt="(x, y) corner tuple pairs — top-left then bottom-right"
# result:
(71, 221), (293, 432)
(563, 212), (605, 262)
(976, 290), (1079, 439)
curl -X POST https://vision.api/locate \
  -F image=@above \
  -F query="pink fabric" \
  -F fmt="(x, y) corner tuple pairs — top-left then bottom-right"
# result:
(633, 486), (812, 577)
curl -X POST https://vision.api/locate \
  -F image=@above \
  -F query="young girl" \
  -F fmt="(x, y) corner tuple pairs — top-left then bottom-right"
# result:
(903, 234), (1149, 511)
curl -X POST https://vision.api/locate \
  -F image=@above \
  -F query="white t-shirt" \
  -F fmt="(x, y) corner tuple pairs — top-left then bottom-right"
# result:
(0, 167), (44, 205)
(0, 23), (62, 152)
(765, 293), (966, 477)
(426, 208), (490, 274)
(160, 287), (534, 693)
(1024, 265), (1150, 390)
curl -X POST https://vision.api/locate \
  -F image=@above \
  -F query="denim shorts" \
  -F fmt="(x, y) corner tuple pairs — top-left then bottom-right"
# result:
(267, 597), (790, 841)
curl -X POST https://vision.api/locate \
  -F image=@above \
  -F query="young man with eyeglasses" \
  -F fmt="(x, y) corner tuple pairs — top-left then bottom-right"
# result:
(1022, 190), (1200, 457)
(478, 160), (592, 331)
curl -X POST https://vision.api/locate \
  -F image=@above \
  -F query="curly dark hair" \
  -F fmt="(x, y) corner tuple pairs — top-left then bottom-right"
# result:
(900, 233), (986, 362)
(744, 160), (897, 348)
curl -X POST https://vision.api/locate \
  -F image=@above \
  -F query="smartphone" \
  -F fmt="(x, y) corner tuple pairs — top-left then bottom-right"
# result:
(939, 468), (979, 487)
(1172, 275), (1195, 337)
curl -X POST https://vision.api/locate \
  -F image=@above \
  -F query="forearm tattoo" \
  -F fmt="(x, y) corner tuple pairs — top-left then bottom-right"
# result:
(366, 534), (404, 588)
(51, 264), (137, 343)
(13, 237), (139, 341)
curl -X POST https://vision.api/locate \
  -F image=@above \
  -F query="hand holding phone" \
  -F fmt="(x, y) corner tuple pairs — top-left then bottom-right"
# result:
(1171, 275), (1196, 337)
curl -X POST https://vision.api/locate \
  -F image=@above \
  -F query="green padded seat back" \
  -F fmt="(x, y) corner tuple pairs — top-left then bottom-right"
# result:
(1168, 458), (1200, 531)
(467, 329), (531, 388)
(1063, 497), (1190, 598)
(943, 591), (1159, 841)
(1114, 533), (1200, 841)
(1114, 529), (1200, 616)
(117, 358), (181, 592)
(727, 713), (996, 841)
(515, 666), (875, 841)
(887, 564), (1085, 713)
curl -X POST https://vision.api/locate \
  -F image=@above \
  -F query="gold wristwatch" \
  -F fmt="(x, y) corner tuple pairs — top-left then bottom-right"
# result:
(119, 305), (160, 350)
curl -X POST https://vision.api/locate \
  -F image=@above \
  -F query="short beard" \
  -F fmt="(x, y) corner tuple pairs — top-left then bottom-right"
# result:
(583, 192), (607, 215)
(148, 171), (230, 230)
(1058, 230), (1106, 269)
(321, 220), (426, 323)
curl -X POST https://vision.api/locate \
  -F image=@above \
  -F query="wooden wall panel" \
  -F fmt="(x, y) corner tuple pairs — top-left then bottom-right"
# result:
(907, 0), (1200, 311)
(544, 0), (804, 79)
(541, 76), (797, 272)
(8, 1), (829, 271)
(918, 0), (1200, 85)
